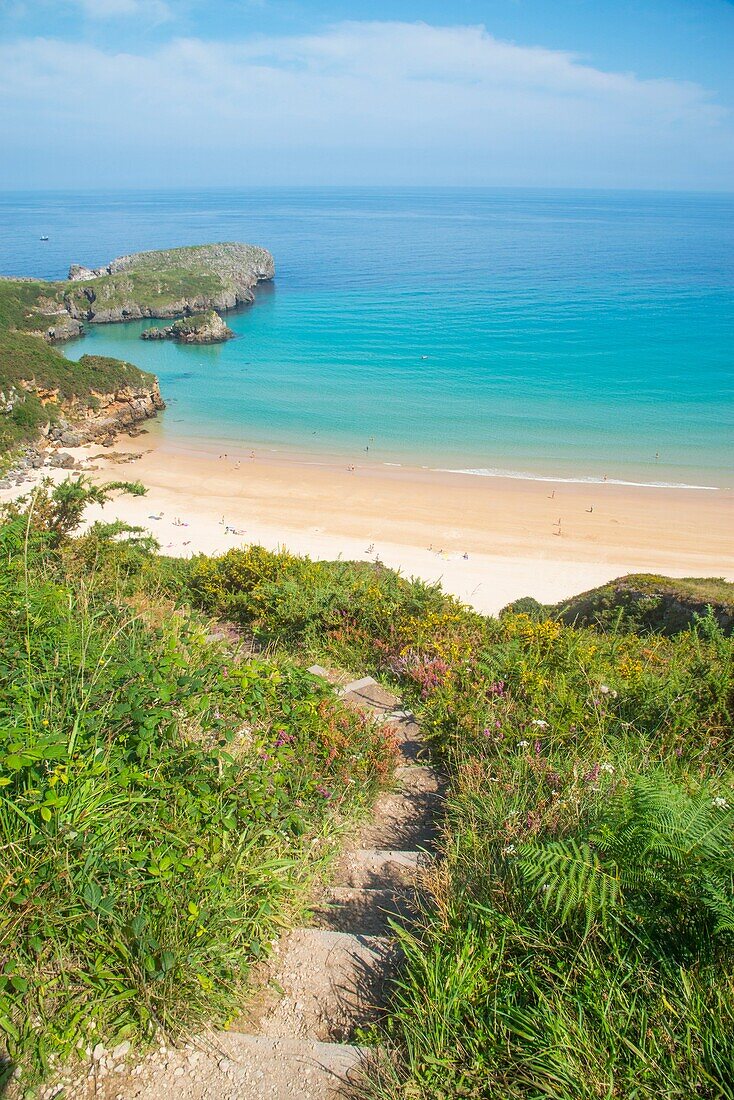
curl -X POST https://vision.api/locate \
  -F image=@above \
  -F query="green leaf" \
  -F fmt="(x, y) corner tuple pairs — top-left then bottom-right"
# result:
(83, 882), (103, 909)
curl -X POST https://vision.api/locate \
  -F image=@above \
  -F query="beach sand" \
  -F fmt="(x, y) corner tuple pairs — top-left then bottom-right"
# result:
(3, 430), (733, 615)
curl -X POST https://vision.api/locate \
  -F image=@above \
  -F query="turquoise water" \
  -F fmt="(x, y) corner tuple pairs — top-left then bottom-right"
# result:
(2, 188), (732, 486)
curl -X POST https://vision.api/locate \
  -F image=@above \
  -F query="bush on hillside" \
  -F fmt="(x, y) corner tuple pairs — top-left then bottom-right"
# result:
(0, 492), (394, 1088)
(194, 549), (734, 1098)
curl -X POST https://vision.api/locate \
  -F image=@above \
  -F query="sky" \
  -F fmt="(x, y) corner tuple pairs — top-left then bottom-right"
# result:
(0, 0), (733, 190)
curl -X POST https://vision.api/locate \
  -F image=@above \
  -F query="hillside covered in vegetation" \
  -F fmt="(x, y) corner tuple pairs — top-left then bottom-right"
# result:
(1, 479), (733, 1098)
(0, 243), (273, 458)
(506, 572), (734, 636)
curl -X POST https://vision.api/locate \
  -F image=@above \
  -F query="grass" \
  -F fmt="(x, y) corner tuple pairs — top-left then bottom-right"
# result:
(187, 545), (734, 1099)
(0, 332), (155, 402)
(4, 519), (733, 1097)
(0, 279), (65, 334)
(64, 269), (224, 316)
(0, 487), (394, 1090)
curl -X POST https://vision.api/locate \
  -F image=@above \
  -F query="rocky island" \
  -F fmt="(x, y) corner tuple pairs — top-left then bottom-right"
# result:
(0, 242), (273, 460)
(141, 310), (234, 344)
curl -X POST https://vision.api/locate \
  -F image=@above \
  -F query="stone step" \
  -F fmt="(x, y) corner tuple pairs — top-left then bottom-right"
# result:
(342, 679), (399, 713)
(308, 663), (332, 679)
(311, 886), (416, 936)
(215, 1033), (369, 1099)
(394, 764), (442, 794)
(246, 928), (395, 1043)
(340, 675), (378, 695)
(358, 787), (442, 850)
(380, 712), (428, 764)
(99, 1033), (369, 1100)
(397, 738), (426, 764)
(332, 848), (426, 889)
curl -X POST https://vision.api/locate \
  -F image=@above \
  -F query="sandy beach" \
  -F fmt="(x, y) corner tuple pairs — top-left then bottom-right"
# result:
(3, 427), (731, 616)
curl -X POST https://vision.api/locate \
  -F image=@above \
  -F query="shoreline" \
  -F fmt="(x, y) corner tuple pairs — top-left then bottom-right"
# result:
(135, 423), (732, 493)
(3, 426), (731, 616)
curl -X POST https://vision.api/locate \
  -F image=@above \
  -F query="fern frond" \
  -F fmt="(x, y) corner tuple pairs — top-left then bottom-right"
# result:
(519, 839), (621, 933)
(702, 874), (734, 934)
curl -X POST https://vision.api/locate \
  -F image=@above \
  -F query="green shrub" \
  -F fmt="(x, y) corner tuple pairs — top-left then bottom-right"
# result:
(188, 545), (485, 673)
(361, 604), (734, 1098)
(208, 553), (734, 1099)
(499, 595), (549, 620)
(0, 496), (394, 1087)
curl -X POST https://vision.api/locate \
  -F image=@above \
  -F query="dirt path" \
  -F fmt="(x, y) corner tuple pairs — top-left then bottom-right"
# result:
(51, 673), (442, 1100)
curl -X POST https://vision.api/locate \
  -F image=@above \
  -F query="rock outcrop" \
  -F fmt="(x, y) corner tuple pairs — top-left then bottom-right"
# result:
(141, 310), (234, 344)
(17, 377), (165, 447)
(60, 381), (165, 444)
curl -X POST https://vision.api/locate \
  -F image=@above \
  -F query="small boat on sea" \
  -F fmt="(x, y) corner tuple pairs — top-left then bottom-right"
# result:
(40, 235), (49, 241)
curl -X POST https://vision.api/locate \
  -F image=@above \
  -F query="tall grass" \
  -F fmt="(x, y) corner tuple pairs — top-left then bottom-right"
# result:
(189, 546), (734, 1098)
(0, 494), (394, 1088)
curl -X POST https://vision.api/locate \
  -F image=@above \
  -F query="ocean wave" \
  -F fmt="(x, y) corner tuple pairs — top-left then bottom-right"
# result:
(433, 467), (721, 491)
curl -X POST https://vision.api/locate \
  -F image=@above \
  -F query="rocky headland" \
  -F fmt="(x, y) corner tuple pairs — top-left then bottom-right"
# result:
(65, 242), (274, 324)
(0, 242), (273, 462)
(141, 310), (234, 344)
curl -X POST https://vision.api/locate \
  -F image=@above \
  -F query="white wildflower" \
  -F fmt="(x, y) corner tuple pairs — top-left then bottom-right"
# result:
(599, 684), (610, 694)
(599, 763), (615, 774)
(713, 797), (729, 810)
(518, 740), (529, 748)
(503, 844), (516, 855)
(531, 719), (549, 728)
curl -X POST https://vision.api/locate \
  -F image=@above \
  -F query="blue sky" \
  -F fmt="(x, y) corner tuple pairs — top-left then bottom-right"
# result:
(1, 0), (733, 189)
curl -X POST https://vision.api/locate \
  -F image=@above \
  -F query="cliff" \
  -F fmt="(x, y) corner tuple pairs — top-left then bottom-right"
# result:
(0, 242), (273, 456)
(0, 242), (273, 341)
(65, 242), (274, 324)
(0, 341), (164, 462)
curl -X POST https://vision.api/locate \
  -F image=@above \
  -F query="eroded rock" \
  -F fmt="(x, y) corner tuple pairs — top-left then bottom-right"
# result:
(141, 310), (234, 344)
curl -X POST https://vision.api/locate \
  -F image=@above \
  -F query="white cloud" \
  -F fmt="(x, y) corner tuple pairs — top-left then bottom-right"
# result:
(70, 0), (171, 20)
(0, 21), (731, 188)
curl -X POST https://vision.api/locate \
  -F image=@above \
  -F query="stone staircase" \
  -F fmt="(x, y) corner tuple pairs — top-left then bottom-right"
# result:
(70, 674), (442, 1100)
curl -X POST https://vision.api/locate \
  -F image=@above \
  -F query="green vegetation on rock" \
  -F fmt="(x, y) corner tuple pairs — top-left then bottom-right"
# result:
(0, 332), (156, 403)
(0, 242), (273, 457)
(187, 546), (734, 1099)
(549, 572), (734, 635)
(141, 310), (234, 344)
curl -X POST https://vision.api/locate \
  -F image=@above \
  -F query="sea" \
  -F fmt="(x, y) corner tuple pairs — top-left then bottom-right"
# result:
(1, 187), (732, 488)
